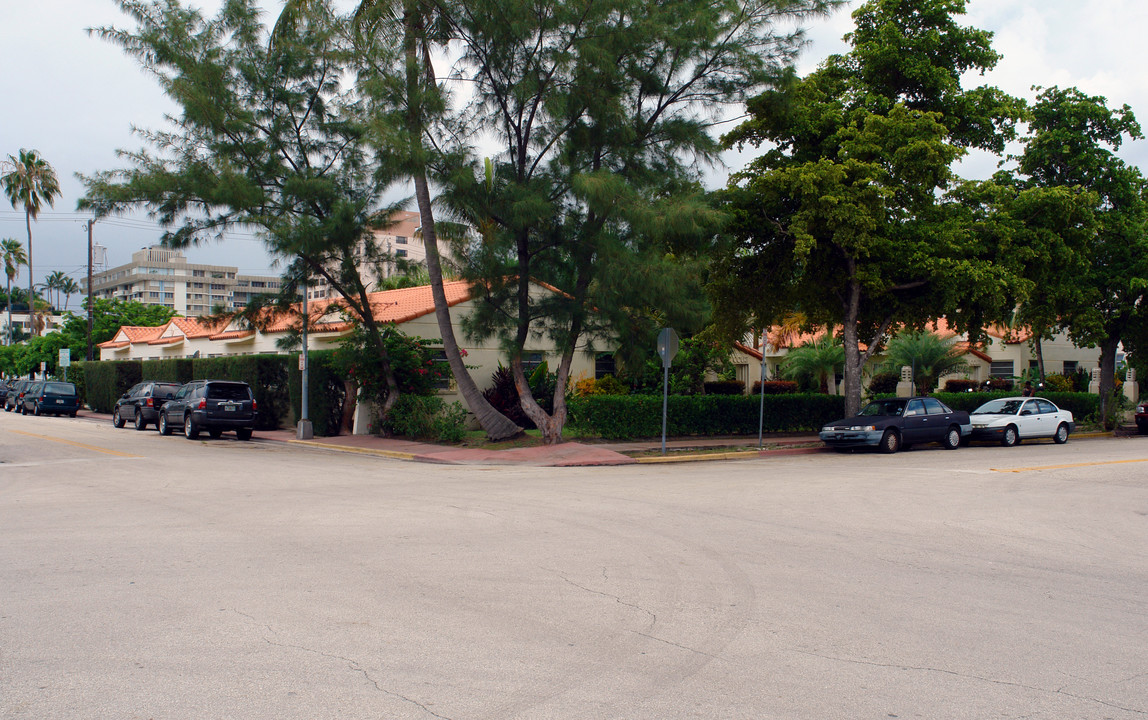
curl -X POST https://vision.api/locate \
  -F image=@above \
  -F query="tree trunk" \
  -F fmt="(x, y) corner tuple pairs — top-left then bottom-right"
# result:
(1098, 335), (1120, 429)
(341, 379), (357, 433)
(841, 279), (865, 417)
(25, 212), (36, 337)
(403, 6), (520, 441)
(1033, 335), (1045, 380)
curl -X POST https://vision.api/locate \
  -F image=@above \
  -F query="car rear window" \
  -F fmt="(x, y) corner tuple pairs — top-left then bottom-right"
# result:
(153, 383), (182, 396)
(206, 383), (251, 401)
(45, 382), (76, 395)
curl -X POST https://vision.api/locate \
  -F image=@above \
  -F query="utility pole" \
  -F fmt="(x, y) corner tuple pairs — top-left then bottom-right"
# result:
(84, 218), (96, 361)
(297, 278), (313, 439)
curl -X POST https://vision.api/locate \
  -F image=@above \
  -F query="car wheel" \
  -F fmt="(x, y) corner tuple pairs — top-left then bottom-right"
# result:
(112, 407), (126, 428)
(1054, 423), (1070, 444)
(1001, 425), (1019, 447)
(184, 414), (200, 439)
(208, 428), (223, 439)
(943, 426), (961, 450)
(879, 429), (900, 454)
(134, 408), (147, 431)
(236, 428), (253, 441)
(33, 403), (41, 417)
(158, 412), (172, 436)
(69, 412), (77, 418)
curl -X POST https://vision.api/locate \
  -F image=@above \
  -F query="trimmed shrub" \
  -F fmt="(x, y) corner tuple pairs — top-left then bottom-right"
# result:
(140, 358), (193, 383)
(567, 393), (846, 440)
(1042, 373), (1074, 392)
(751, 380), (799, 395)
(931, 391), (1099, 420)
(703, 380), (745, 395)
(192, 354), (290, 430)
(573, 374), (630, 397)
(288, 350), (347, 437)
(867, 371), (901, 395)
(943, 378), (979, 392)
(77, 360), (142, 413)
(382, 395), (468, 443)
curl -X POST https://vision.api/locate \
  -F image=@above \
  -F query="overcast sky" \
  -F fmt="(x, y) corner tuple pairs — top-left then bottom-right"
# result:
(2, 0), (1147, 305)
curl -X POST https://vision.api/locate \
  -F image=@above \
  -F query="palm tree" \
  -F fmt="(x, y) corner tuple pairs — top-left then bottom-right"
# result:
(2, 149), (61, 336)
(781, 334), (845, 394)
(43, 270), (70, 310)
(882, 330), (969, 394)
(1, 238), (27, 344)
(58, 276), (81, 312)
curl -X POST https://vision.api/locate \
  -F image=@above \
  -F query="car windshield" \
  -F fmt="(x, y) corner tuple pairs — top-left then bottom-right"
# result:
(44, 382), (76, 395)
(206, 383), (251, 401)
(973, 399), (1024, 415)
(860, 400), (906, 417)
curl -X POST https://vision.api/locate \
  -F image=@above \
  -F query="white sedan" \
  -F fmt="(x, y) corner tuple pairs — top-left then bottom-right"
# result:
(969, 396), (1075, 446)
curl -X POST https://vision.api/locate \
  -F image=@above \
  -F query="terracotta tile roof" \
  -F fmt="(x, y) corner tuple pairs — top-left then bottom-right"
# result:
(147, 336), (185, 346)
(263, 280), (475, 333)
(734, 342), (763, 361)
(210, 329), (256, 341)
(954, 341), (993, 362)
(98, 340), (130, 349)
(119, 326), (165, 344)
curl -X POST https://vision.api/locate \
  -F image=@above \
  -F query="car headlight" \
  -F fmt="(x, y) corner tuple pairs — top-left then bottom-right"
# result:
(821, 426), (833, 433)
(848, 425), (876, 431)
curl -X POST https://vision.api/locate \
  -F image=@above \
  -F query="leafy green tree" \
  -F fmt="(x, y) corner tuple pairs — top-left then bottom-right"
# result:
(419, 0), (839, 444)
(780, 334), (844, 393)
(1009, 86), (1148, 425)
(881, 330), (967, 394)
(1, 238), (27, 343)
(80, 0), (414, 418)
(713, 0), (1024, 417)
(57, 298), (176, 362)
(3, 149), (61, 335)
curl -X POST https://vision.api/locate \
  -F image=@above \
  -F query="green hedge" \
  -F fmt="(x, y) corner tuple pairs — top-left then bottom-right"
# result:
(75, 360), (142, 413)
(75, 355), (290, 429)
(287, 350), (348, 437)
(931, 391), (1100, 420)
(567, 393), (846, 440)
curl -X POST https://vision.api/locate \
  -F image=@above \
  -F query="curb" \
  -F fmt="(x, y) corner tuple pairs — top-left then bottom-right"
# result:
(259, 438), (417, 461)
(634, 445), (828, 464)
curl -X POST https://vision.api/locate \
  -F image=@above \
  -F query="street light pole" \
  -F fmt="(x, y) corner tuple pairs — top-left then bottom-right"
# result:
(84, 218), (95, 361)
(297, 279), (313, 439)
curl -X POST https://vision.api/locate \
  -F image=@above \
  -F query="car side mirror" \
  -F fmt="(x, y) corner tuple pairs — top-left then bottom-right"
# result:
(1021, 410), (1031, 416)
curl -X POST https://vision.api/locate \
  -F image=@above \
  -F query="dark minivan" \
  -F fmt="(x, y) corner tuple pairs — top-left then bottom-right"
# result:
(157, 379), (256, 440)
(113, 381), (183, 431)
(23, 381), (80, 417)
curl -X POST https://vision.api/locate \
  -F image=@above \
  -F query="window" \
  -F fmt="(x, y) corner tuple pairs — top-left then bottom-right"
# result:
(990, 361), (1014, 378)
(428, 348), (451, 389)
(1063, 360), (1078, 374)
(521, 352), (544, 375)
(396, 249), (408, 258)
(923, 398), (948, 415)
(595, 353), (617, 379)
(1036, 399), (1057, 414)
(193, 270), (205, 277)
(396, 236), (408, 244)
(905, 399), (926, 416)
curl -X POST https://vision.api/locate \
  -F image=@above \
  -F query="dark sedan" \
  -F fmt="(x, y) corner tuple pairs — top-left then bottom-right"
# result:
(5, 379), (33, 412)
(820, 397), (972, 453)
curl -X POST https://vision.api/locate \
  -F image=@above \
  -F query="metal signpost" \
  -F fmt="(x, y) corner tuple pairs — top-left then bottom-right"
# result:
(758, 340), (767, 449)
(59, 348), (70, 382)
(656, 328), (680, 455)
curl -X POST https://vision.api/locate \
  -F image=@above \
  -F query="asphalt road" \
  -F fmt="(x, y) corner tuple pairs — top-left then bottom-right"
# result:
(2, 412), (1147, 719)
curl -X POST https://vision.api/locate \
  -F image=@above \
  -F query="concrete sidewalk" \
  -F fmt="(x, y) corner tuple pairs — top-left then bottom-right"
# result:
(255, 427), (826, 466)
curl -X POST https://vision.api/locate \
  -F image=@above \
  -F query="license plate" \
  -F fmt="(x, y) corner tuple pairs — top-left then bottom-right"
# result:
(56, 399), (64, 404)
(223, 404), (236, 412)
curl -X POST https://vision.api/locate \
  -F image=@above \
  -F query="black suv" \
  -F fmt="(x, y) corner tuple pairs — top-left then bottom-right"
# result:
(157, 380), (257, 440)
(5, 379), (33, 412)
(113, 381), (183, 431)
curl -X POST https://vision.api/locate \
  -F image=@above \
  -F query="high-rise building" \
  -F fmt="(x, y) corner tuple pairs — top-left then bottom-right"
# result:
(83, 246), (290, 317)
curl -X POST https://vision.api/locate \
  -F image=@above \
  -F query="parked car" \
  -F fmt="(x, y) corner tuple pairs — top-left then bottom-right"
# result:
(113, 381), (184, 431)
(22, 381), (80, 417)
(1137, 402), (1148, 434)
(0, 381), (9, 405)
(820, 396), (972, 453)
(969, 396), (1074, 446)
(5, 379), (32, 412)
(157, 379), (257, 440)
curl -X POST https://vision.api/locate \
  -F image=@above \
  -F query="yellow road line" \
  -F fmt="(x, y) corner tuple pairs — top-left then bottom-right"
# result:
(992, 458), (1148, 473)
(7, 429), (141, 458)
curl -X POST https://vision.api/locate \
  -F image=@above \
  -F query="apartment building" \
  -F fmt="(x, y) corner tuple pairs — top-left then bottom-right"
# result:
(305, 211), (449, 301)
(83, 246), (289, 317)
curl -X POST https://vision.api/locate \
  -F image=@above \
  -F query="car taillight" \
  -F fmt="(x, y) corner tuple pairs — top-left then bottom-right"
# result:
(146, 398), (154, 407)
(252, 400), (257, 412)
(197, 399), (206, 410)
